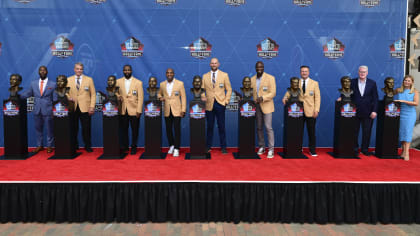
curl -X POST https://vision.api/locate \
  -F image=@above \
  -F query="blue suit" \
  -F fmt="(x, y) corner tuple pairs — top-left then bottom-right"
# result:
(351, 78), (378, 153)
(21, 79), (56, 147)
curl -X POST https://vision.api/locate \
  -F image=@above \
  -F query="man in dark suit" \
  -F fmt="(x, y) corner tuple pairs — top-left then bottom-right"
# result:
(21, 66), (56, 153)
(351, 65), (378, 156)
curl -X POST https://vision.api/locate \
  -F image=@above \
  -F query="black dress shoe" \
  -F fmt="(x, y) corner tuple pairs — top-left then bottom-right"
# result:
(221, 148), (228, 154)
(85, 147), (93, 153)
(131, 147), (137, 155)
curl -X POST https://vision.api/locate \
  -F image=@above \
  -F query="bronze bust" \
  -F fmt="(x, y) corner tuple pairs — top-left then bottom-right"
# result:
(9, 74), (23, 100)
(240, 76), (253, 101)
(106, 75), (119, 104)
(55, 75), (70, 102)
(338, 76), (353, 102)
(382, 77), (396, 101)
(287, 77), (301, 103)
(191, 75), (205, 101)
(147, 76), (159, 101)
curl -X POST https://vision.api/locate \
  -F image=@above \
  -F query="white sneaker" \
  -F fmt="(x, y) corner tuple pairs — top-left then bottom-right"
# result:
(257, 147), (265, 155)
(168, 145), (174, 154)
(173, 149), (179, 157)
(267, 150), (274, 158)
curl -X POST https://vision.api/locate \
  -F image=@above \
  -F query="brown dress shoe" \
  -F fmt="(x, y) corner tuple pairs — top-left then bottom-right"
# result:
(33, 146), (44, 153)
(47, 147), (53, 153)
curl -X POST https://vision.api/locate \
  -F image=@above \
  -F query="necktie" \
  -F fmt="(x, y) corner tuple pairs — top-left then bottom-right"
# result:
(40, 80), (44, 96)
(76, 77), (80, 90)
(302, 80), (306, 94)
(212, 72), (216, 88)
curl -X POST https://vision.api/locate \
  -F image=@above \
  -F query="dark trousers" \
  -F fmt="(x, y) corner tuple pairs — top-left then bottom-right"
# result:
(304, 116), (316, 152)
(74, 105), (91, 148)
(206, 101), (226, 149)
(120, 112), (140, 149)
(354, 117), (373, 153)
(164, 110), (181, 149)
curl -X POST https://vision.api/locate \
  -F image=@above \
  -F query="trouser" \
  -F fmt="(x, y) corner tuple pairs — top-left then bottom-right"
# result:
(354, 116), (373, 153)
(165, 109), (181, 149)
(74, 105), (91, 148)
(304, 115), (316, 152)
(206, 101), (226, 149)
(34, 114), (54, 147)
(256, 104), (274, 150)
(120, 112), (140, 149)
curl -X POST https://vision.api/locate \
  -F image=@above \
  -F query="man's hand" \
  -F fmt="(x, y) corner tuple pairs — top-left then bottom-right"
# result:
(282, 98), (287, 105)
(256, 97), (263, 103)
(370, 112), (377, 119)
(136, 112), (142, 118)
(313, 111), (319, 118)
(201, 97), (207, 102)
(88, 107), (95, 116)
(336, 97), (342, 102)
(181, 112), (186, 118)
(159, 97), (165, 101)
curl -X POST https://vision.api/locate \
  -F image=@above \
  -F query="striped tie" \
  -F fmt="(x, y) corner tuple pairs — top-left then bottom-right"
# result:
(76, 77), (80, 90)
(212, 72), (216, 88)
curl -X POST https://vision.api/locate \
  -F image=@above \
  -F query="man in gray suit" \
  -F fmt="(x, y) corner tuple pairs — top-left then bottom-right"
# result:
(21, 66), (56, 153)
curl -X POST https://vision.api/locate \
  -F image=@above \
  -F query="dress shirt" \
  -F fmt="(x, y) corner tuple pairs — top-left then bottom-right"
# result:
(39, 78), (48, 95)
(125, 77), (132, 94)
(166, 80), (174, 96)
(358, 78), (366, 97)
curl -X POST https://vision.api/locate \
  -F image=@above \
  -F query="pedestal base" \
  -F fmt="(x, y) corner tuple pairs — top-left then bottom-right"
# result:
(374, 153), (402, 159)
(0, 152), (36, 160)
(328, 152), (360, 159)
(233, 152), (260, 159)
(139, 153), (167, 160)
(98, 153), (128, 160)
(185, 153), (211, 160)
(48, 152), (82, 160)
(278, 152), (308, 159)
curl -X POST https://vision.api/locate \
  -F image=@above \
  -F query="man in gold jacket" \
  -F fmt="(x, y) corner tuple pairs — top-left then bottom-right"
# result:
(67, 62), (96, 152)
(251, 61), (276, 158)
(117, 65), (144, 155)
(282, 65), (321, 156)
(202, 58), (232, 154)
(159, 68), (186, 157)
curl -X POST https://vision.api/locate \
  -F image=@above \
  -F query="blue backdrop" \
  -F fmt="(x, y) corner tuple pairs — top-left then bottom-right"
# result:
(0, 0), (407, 147)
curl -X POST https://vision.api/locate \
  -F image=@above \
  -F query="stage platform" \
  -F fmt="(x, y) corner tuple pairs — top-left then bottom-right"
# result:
(0, 147), (420, 224)
(0, 147), (418, 183)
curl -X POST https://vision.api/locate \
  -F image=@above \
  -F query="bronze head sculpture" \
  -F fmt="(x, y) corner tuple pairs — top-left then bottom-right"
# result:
(9, 74), (23, 98)
(286, 77), (301, 103)
(338, 76), (353, 102)
(147, 76), (158, 100)
(191, 75), (205, 101)
(382, 77), (396, 98)
(55, 75), (70, 98)
(240, 76), (253, 100)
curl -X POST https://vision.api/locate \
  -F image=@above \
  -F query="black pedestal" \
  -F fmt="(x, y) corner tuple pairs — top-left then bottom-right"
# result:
(375, 100), (401, 159)
(49, 101), (80, 160)
(1, 99), (32, 160)
(140, 100), (166, 159)
(234, 100), (259, 159)
(186, 100), (210, 160)
(281, 101), (307, 159)
(331, 101), (359, 159)
(98, 100), (127, 160)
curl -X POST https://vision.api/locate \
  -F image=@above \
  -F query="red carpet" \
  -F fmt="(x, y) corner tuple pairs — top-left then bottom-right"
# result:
(0, 148), (419, 182)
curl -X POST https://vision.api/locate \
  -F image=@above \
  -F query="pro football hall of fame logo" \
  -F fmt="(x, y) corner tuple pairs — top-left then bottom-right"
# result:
(189, 37), (212, 59)
(288, 103), (303, 118)
(323, 38), (345, 60)
(190, 104), (205, 119)
(86, 0), (106, 4)
(390, 38), (405, 59)
(257, 38), (279, 59)
(121, 37), (144, 59)
(50, 36), (74, 58)
(340, 103), (356, 118)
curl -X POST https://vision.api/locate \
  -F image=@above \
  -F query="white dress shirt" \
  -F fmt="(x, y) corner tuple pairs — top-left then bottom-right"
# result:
(166, 80), (174, 96)
(125, 77), (132, 94)
(358, 78), (366, 96)
(301, 79), (307, 91)
(211, 70), (219, 82)
(39, 77), (48, 94)
(256, 76), (262, 92)
(75, 75), (83, 86)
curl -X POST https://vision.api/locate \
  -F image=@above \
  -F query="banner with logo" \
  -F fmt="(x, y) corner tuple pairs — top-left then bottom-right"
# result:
(0, 0), (407, 147)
